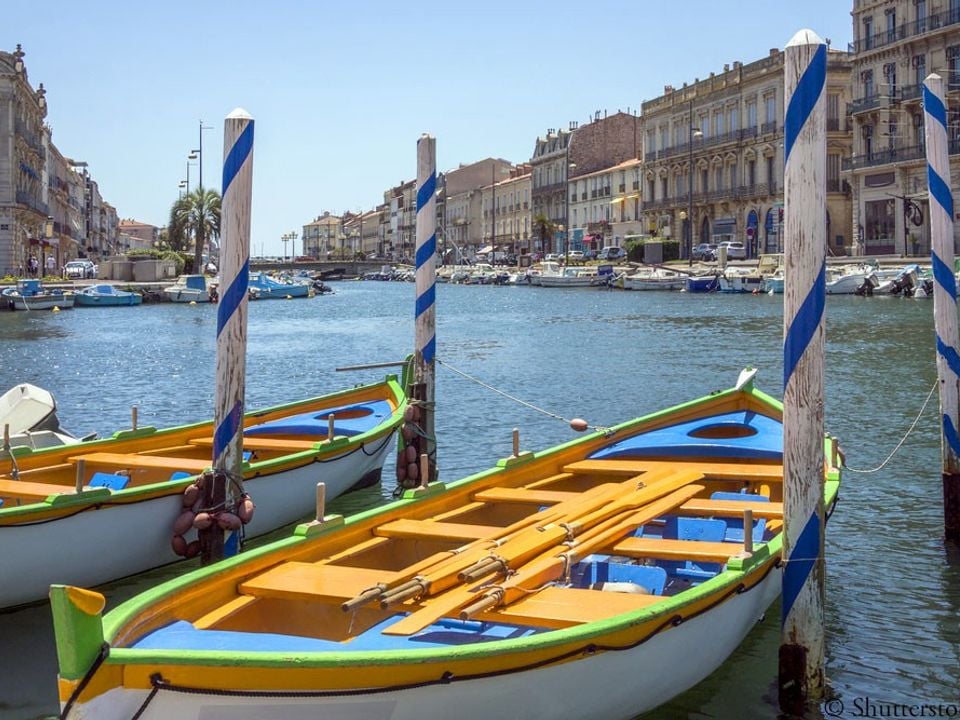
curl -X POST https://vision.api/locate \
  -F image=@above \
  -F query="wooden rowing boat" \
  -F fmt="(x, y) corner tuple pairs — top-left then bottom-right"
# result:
(0, 375), (405, 610)
(51, 374), (841, 720)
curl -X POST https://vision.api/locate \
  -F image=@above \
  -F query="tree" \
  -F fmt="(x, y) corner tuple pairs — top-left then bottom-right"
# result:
(170, 188), (222, 271)
(533, 213), (556, 255)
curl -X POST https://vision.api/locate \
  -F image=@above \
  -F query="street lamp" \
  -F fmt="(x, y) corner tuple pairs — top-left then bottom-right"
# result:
(44, 216), (53, 277)
(686, 104), (703, 266)
(193, 120), (213, 192)
(178, 180), (187, 198)
(185, 156), (197, 195)
(281, 231), (297, 262)
(565, 162), (576, 263)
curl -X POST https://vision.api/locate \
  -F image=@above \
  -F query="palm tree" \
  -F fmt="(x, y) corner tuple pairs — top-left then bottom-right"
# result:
(170, 189), (222, 271)
(533, 213), (556, 256)
(165, 197), (192, 252)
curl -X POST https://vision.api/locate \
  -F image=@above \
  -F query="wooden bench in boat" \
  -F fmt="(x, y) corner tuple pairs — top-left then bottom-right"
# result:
(611, 537), (745, 563)
(66, 452), (212, 473)
(472, 487), (579, 505)
(679, 498), (783, 519)
(563, 459), (783, 482)
(375, 519), (502, 542)
(188, 437), (321, 453)
(239, 563), (402, 602)
(0, 478), (73, 502)
(479, 586), (662, 630)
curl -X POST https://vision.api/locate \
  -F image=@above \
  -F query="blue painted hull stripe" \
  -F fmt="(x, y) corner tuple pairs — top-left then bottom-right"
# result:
(784, 44), (826, 165)
(422, 336), (436, 364)
(415, 284), (435, 318)
(415, 234), (436, 269)
(213, 399), (243, 462)
(416, 173), (436, 212)
(932, 252), (958, 301)
(924, 84), (948, 129)
(221, 122), (254, 197)
(781, 511), (821, 624)
(783, 263), (825, 390)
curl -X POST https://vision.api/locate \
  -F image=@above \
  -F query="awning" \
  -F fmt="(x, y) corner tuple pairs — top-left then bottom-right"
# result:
(477, 245), (494, 254)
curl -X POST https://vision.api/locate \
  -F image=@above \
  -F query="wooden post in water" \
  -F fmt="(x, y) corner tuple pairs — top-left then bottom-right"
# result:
(414, 134), (437, 483)
(201, 108), (254, 565)
(923, 74), (960, 542)
(779, 29), (827, 714)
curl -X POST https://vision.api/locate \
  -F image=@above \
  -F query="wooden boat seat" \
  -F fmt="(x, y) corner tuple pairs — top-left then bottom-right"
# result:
(610, 537), (743, 563)
(239, 563), (402, 602)
(479, 586), (662, 630)
(472, 487), (579, 505)
(188, 437), (320, 452)
(0, 478), (72, 501)
(67, 452), (212, 473)
(375, 519), (502, 542)
(679, 498), (783, 519)
(563, 459), (783, 482)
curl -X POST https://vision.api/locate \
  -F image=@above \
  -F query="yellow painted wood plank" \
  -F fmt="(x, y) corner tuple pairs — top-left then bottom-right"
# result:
(0, 478), (72, 501)
(193, 596), (258, 629)
(189, 437), (319, 452)
(67, 452), (212, 472)
(679, 498), (783, 518)
(481, 586), (662, 629)
(472, 487), (579, 505)
(239, 563), (402, 602)
(611, 537), (741, 563)
(563, 459), (783, 481)
(375, 519), (502, 542)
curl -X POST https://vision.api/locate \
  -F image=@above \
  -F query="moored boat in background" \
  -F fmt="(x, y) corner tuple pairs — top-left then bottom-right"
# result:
(74, 284), (143, 307)
(2, 279), (74, 311)
(163, 275), (210, 303)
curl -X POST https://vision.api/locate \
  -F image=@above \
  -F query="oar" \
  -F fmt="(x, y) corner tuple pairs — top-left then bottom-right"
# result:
(342, 475), (648, 611)
(382, 483), (705, 636)
(377, 469), (699, 609)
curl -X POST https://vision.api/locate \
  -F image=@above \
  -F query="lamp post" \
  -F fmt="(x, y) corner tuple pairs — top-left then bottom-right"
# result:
(44, 216), (53, 277)
(687, 101), (703, 266)
(186, 157), (196, 195)
(281, 231), (297, 262)
(178, 180), (187, 198)
(193, 120), (213, 192)
(566, 161), (577, 260)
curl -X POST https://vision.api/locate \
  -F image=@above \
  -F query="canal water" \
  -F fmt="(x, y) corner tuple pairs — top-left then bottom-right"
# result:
(0, 281), (957, 719)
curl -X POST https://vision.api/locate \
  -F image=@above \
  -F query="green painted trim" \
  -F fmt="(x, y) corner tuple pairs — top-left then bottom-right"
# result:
(293, 515), (345, 537)
(400, 481), (447, 500)
(109, 426), (158, 441)
(496, 451), (536, 468)
(50, 585), (105, 681)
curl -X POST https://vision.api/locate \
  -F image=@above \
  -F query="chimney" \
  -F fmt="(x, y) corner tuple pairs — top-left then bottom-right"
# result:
(733, 61), (742, 69)
(723, 63), (730, 72)
(770, 48), (778, 57)
(664, 84), (674, 94)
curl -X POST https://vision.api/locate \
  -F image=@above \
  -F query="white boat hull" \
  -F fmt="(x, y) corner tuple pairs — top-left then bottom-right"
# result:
(163, 289), (209, 303)
(825, 273), (867, 295)
(6, 294), (74, 310)
(539, 276), (596, 288)
(0, 434), (393, 609)
(65, 570), (780, 720)
(623, 278), (684, 291)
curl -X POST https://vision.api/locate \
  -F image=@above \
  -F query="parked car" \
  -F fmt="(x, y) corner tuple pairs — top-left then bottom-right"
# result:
(64, 260), (96, 279)
(717, 241), (747, 260)
(544, 253), (561, 263)
(566, 250), (586, 264)
(692, 243), (718, 261)
(597, 246), (626, 261)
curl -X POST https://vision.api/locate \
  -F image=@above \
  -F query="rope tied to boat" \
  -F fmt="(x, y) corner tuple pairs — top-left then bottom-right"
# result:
(436, 358), (612, 434)
(844, 379), (938, 474)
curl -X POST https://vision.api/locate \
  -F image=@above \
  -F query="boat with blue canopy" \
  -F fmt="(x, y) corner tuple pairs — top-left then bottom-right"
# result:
(248, 272), (311, 299)
(2, 279), (74, 311)
(74, 284), (143, 307)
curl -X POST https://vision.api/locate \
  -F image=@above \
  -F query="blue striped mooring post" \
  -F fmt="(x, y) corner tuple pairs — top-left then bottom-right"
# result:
(923, 74), (960, 541)
(414, 134), (437, 482)
(780, 29), (827, 714)
(201, 108), (254, 565)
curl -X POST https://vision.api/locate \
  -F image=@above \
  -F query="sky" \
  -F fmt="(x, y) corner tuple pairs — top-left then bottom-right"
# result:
(4, 1), (853, 256)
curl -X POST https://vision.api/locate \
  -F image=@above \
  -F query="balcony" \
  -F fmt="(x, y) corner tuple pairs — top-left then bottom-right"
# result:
(850, 94), (883, 114)
(899, 84), (923, 103)
(740, 126), (758, 141)
(16, 190), (49, 216)
(848, 8), (960, 54)
(760, 121), (778, 135)
(841, 144), (926, 171)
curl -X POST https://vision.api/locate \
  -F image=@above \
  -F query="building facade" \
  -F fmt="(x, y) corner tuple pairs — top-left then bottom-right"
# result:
(342, 209), (380, 257)
(642, 48), (853, 259)
(480, 164), (531, 255)
(118, 219), (159, 252)
(302, 212), (342, 257)
(569, 158), (643, 250)
(530, 128), (571, 253)
(845, 0), (960, 255)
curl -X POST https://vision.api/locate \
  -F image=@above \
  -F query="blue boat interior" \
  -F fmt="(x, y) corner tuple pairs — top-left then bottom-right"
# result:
(244, 400), (393, 439)
(132, 613), (546, 653)
(185, 276), (206, 291)
(589, 410), (782, 461)
(87, 472), (130, 491)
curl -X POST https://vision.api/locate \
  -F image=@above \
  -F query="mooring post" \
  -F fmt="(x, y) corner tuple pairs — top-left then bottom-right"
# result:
(414, 134), (437, 483)
(201, 107), (254, 566)
(779, 29), (828, 715)
(923, 73), (960, 542)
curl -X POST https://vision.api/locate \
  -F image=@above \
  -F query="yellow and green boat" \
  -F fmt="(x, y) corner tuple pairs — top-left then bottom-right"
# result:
(52, 374), (840, 720)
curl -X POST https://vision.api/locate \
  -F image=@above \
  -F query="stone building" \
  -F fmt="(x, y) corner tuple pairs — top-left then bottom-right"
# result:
(479, 163), (531, 255)
(530, 128), (571, 254)
(342, 209), (380, 257)
(378, 180), (416, 261)
(441, 158), (513, 260)
(302, 212), (342, 257)
(641, 47), (854, 259)
(845, 0), (960, 255)
(568, 158), (643, 250)
(118, 219), (159, 252)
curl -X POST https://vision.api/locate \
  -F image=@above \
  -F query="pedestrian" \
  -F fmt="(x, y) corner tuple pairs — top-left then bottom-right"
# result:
(27, 254), (38, 277)
(45, 255), (55, 277)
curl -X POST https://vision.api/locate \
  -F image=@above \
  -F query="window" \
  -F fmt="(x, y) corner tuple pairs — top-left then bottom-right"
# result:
(766, 156), (775, 188)
(714, 112), (724, 137)
(748, 160), (756, 186)
(862, 69), (875, 98)
(865, 199), (895, 246)
(885, 8), (896, 42)
(863, 124), (874, 156)
(949, 47), (960, 90)
(827, 94), (839, 124)
(660, 176), (668, 199)
(747, 101), (757, 129)
(883, 63), (897, 98)
(675, 174), (684, 196)
(917, 0), (927, 32)
(714, 166), (723, 191)
(647, 130), (656, 153)
(827, 155), (840, 189)
(914, 113), (924, 147)
(729, 106), (739, 132)
(888, 119), (898, 149)
(648, 178), (655, 201)
(765, 95), (776, 124)
(863, 16), (873, 50)
(914, 55), (926, 87)
(660, 126), (669, 151)
(701, 168), (708, 193)
(729, 162), (738, 190)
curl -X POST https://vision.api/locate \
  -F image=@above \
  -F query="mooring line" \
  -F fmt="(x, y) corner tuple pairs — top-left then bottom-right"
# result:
(844, 379), (939, 474)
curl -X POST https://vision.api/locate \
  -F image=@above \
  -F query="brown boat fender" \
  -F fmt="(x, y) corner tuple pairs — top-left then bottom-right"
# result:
(181, 483), (201, 508)
(401, 423), (416, 443)
(407, 462), (419, 482)
(237, 495), (256, 525)
(172, 510), (196, 536)
(171, 534), (188, 557)
(403, 406), (416, 423)
(217, 512), (243, 531)
(405, 445), (418, 463)
(193, 512), (214, 530)
(184, 540), (201, 558)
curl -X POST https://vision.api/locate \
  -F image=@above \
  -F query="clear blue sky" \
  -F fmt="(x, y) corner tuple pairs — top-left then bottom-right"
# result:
(4, 1), (853, 255)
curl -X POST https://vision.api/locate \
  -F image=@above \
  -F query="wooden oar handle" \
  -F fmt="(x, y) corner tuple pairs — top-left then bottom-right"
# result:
(380, 579), (426, 609)
(459, 589), (504, 620)
(458, 556), (505, 582)
(340, 584), (387, 613)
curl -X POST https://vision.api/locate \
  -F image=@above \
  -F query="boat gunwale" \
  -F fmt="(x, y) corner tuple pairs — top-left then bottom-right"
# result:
(93, 383), (840, 674)
(0, 375), (406, 523)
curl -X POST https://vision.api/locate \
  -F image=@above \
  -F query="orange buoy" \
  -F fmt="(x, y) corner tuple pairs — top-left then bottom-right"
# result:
(569, 418), (589, 432)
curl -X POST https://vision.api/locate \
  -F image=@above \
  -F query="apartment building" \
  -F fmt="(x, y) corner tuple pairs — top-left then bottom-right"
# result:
(342, 209), (380, 257)
(568, 158), (643, 250)
(845, 0), (960, 255)
(641, 47), (853, 258)
(479, 164), (531, 255)
(530, 128), (571, 254)
(441, 158), (513, 260)
(302, 212), (341, 257)
(118, 219), (159, 252)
